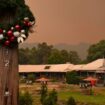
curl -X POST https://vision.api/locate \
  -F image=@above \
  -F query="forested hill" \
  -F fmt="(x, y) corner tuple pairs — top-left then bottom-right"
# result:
(19, 43), (90, 60)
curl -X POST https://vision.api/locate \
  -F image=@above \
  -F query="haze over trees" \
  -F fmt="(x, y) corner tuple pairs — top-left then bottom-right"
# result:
(19, 42), (81, 64)
(19, 40), (105, 64)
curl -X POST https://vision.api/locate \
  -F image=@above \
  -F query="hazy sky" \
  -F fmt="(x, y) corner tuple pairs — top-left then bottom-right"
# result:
(25, 0), (105, 44)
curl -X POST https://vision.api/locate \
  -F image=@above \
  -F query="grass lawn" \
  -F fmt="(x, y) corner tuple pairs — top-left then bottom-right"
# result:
(58, 91), (105, 105)
(58, 85), (105, 105)
(20, 83), (105, 105)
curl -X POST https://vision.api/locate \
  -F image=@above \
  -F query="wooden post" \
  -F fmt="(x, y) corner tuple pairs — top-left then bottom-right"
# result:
(0, 2), (19, 105)
(0, 46), (18, 105)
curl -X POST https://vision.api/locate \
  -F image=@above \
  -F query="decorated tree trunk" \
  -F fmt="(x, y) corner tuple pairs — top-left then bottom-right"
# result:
(0, 0), (35, 105)
(0, 46), (18, 105)
(0, 8), (19, 105)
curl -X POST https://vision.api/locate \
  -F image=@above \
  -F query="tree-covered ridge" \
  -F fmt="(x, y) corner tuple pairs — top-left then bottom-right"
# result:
(19, 40), (105, 64)
(19, 42), (81, 64)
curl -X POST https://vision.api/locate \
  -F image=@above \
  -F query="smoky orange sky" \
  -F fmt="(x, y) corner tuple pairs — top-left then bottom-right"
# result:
(25, 0), (105, 44)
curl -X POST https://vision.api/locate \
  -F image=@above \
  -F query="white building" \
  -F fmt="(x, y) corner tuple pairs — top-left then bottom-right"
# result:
(19, 58), (105, 80)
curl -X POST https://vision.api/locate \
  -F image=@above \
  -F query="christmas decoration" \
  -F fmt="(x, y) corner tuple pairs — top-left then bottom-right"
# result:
(0, 17), (35, 47)
(5, 40), (10, 46)
(10, 36), (15, 42)
(15, 25), (21, 31)
(0, 0), (35, 48)
(0, 34), (4, 40)
(7, 30), (13, 37)
(0, 29), (3, 34)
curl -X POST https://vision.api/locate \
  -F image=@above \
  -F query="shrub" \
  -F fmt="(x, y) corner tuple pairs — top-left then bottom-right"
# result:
(40, 84), (58, 105)
(40, 84), (48, 104)
(19, 91), (33, 105)
(43, 89), (58, 105)
(49, 89), (58, 105)
(43, 96), (52, 105)
(27, 74), (35, 83)
(66, 97), (76, 105)
(66, 71), (81, 84)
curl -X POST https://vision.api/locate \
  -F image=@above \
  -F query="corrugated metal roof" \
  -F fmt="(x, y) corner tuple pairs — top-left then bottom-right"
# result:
(81, 59), (105, 70)
(19, 58), (105, 73)
(19, 64), (74, 73)
(69, 64), (85, 71)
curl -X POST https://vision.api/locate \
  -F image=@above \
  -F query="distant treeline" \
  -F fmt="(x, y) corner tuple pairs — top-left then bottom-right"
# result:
(19, 40), (105, 64)
(19, 42), (81, 64)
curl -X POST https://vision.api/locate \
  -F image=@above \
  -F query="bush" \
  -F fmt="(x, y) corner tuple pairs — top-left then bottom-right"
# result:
(66, 71), (81, 84)
(19, 91), (33, 105)
(40, 84), (58, 105)
(43, 89), (58, 105)
(66, 97), (76, 105)
(40, 84), (48, 104)
(27, 74), (35, 83)
(43, 96), (52, 105)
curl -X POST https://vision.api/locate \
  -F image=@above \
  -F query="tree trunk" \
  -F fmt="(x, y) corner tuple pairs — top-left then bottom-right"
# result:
(0, 4), (19, 105)
(0, 46), (18, 105)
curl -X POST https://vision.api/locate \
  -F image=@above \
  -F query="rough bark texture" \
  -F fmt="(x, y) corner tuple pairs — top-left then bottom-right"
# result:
(0, 3), (19, 105)
(0, 46), (18, 105)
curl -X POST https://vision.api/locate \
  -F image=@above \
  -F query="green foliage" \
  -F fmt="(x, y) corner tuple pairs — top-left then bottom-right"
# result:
(0, 0), (35, 29)
(19, 91), (33, 105)
(0, 0), (17, 11)
(40, 84), (58, 105)
(43, 89), (58, 105)
(19, 48), (30, 64)
(90, 89), (94, 95)
(66, 97), (76, 105)
(48, 89), (58, 105)
(29, 47), (37, 64)
(35, 42), (53, 64)
(61, 50), (69, 63)
(27, 74), (35, 83)
(40, 84), (48, 104)
(87, 40), (105, 62)
(66, 71), (80, 84)
(48, 49), (64, 64)
(19, 42), (81, 64)
(68, 51), (81, 64)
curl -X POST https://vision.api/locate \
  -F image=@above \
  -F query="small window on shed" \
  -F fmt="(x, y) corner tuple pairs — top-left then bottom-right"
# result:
(44, 66), (51, 69)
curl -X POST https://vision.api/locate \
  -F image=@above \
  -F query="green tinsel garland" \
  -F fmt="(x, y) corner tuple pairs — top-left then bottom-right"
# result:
(0, 0), (35, 27)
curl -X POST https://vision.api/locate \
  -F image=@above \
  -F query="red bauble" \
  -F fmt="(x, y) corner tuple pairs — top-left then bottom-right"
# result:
(5, 40), (10, 46)
(24, 21), (29, 26)
(10, 36), (15, 42)
(7, 30), (13, 37)
(0, 29), (3, 34)
(28, 22), (32, 27)
(15, 25), (21, 30)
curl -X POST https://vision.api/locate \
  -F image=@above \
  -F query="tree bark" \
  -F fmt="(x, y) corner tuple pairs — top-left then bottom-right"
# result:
(0, 46), (18, 105)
